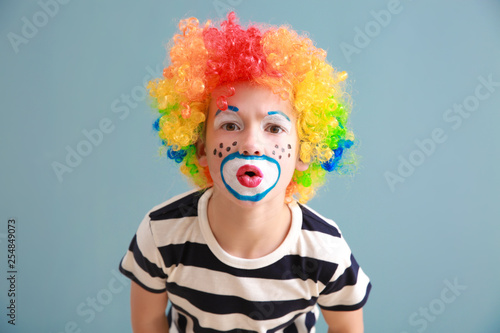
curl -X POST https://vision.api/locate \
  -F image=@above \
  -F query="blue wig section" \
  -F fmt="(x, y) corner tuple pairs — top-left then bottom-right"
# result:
(153, 116), (161, 132)
(167, 146), (187, 163)
(321, 139), (354, 172)
(154, 117), (187, 164)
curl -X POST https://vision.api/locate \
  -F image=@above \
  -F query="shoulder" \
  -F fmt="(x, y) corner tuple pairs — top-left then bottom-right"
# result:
(135, 188), (208, 247)
(294, 204), (371, 310)
(298, 203), (342, 239)
(294, 203), (355, 270)
(148, 188), (206, 221)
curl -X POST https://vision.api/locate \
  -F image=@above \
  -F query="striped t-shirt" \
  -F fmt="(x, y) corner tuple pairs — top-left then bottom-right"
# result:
(119, 188), (371, 332)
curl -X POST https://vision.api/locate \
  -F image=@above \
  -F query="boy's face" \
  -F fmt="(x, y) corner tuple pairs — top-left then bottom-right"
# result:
(198, 81), (308, 204)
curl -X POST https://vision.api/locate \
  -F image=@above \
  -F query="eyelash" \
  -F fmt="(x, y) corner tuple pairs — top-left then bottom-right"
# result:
(221, 122), (241, 131)
(265, 124), (286, 134)
(220, 122), (288, 134)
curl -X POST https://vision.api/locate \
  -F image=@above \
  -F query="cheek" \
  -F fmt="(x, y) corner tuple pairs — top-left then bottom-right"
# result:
(271, 143), (294, 161)
(211, 141), (238, 159)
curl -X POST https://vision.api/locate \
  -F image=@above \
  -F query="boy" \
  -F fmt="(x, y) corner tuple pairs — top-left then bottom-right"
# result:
(119, 12), (371, 333)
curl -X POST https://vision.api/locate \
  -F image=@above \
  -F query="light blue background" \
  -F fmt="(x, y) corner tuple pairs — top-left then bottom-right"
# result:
(1, 0), (499, 332)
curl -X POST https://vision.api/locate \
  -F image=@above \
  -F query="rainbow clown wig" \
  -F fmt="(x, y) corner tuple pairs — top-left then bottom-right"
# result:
(148, 12), (356, 203)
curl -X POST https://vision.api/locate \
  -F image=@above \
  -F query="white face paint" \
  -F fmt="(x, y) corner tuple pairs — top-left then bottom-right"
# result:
(200, 82), (308, 205)
(220, 153), (281, 202)
(261, 112), (292, 134)
(213, 111), (244, 131)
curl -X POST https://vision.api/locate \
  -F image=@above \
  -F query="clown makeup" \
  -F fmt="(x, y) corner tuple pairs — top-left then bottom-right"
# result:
(213, 108), (243, 132)
(211, 107), (294, 201)
(261, 112), (292, 134)
(212, 141), (238, 158)
(220, 153), (281, 201)
(200, 82), (308, 204)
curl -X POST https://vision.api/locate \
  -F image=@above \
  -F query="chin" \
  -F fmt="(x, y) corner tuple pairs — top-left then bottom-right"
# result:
(214, 184), (286, 208)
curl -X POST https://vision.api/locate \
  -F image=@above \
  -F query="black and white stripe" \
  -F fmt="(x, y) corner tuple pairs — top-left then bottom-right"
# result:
(120, 188), (370, 332)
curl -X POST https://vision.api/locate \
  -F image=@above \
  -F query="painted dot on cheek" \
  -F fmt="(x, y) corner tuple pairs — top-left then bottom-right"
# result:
(288, 153), (291, 158)
(219, 143), (223, 149)
(213, 149), (217, 155)
(279, 156), (282, 159)
(275, 145), (279, 149)
(281, 148), (285, 153)
(287, 144), (292, 149)
(232, 141), (237, 146)
(272, 151), (275, 155)
(226, 147), (231, 152)
(218, 152), (222, 158)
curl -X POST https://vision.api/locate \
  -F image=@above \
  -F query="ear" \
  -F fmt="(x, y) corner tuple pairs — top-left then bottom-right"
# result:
(295, 158), (310, 172)
(196, 138), (208, 167)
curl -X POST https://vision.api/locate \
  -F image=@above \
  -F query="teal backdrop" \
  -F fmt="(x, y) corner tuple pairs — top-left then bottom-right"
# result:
(1, 0), (499, 332)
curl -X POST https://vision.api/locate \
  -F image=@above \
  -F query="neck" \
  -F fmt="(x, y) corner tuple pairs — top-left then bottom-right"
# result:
(207, 187), (292, 259)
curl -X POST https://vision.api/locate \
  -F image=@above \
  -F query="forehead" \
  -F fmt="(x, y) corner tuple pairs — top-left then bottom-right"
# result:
(209, 82), (293, 115)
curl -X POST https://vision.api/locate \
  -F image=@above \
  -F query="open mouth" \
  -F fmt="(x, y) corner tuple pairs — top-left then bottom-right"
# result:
(237, 165), (263, 188)
(220, 152), (280, 202)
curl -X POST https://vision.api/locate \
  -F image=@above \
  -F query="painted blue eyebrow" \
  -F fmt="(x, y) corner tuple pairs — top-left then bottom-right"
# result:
(267, 111), (290, 122)
(215, 105), (239, 116)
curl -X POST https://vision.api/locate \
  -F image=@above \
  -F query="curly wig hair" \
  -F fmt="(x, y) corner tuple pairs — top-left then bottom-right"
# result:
(147, 12), (356, 203)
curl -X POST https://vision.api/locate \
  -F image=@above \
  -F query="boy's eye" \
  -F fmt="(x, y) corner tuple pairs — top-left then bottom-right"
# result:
(267, 125), (284, 134)
(222, 123), (240, 131)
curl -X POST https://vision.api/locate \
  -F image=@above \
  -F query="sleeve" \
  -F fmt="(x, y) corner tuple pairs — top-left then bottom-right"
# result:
(119, 214), (168, 293)
(316, 236), (372, 311)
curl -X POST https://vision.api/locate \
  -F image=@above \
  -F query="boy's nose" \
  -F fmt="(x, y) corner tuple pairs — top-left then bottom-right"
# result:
(241, 146), (262, 156)
(239, 129), (264, 156)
